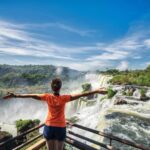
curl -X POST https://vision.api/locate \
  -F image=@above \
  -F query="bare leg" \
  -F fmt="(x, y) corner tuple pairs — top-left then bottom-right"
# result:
(54, 140), (64, 150)
(46, 140), (55, 150)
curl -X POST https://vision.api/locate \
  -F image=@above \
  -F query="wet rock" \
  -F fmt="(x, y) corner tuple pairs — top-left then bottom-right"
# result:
(140, 96), (149, 101)
(122, 86), (136, 96)
(0, 131), (12, 143)
(114, 99), (127, 105)
(129, 102), (138, 105)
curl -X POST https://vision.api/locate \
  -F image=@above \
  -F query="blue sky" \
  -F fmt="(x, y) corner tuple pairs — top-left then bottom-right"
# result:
(0, 0), (150, 71)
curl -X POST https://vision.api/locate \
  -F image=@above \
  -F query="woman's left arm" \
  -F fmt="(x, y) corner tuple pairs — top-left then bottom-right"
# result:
(70, 88), (107, 101)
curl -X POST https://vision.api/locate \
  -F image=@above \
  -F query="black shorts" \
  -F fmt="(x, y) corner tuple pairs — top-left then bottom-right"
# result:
(43, 125), (66, 141)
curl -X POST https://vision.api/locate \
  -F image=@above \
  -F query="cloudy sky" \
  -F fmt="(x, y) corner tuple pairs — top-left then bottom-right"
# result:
(0, 0), (150, 71)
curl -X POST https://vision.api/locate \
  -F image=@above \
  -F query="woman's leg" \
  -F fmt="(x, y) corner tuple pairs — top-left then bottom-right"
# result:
(43, 125), (55, 149)
(46, 140), (55, 150)
(54, 140), (64, 150)
(54, 126), (66, 150)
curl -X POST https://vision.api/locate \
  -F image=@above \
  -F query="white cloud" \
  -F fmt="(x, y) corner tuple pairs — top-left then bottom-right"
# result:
(97, 34), (144, 53)
(59, 60), (112, 71)
(117, 61), (129, 71)
(53, 23), (93, 36)
(18, 22), (94, 37)
(0, 19), (150, 71)
(0, 27), (29, 41)
(144, 39), (150, 48)
(87, 51), (128, 61)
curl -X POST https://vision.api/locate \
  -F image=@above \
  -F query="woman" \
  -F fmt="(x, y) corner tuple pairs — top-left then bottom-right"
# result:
(3, 78), (107, 150)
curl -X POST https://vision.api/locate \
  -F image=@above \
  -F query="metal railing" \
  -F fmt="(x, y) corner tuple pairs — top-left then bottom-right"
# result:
(0, 124), (44, 150)
(67, 123), (150, 150)
(0, 123), (150, 150)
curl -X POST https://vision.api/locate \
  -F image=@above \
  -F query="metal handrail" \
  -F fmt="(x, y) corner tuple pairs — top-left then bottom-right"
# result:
(67, 130), (114, 150)
(66, 136), (98, 150)
(0, 123), (150, 150)
(13, 134), (43, 150)
(68, 123), (150, 150)
(0, 123), (44, 148)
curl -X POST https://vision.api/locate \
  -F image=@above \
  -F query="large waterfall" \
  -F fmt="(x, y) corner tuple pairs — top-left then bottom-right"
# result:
(65, 74), (150, 149)
(0, 73), (150, 149)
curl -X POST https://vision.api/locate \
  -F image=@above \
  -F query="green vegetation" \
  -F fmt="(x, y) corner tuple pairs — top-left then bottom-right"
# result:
(33, 119), (40, 125)
(126, 90), (133, 96)
(14, 119), (41, 150)
(16, 119), (40, 133)
(0, 131), (12, 143)
(82, 83), (91, 92)
(122, 91), (126, 96)
(101, 69), (120, 75)
(0, 131), (13, 150)
(140, 88), (147, 97)
(107, 88), (117, 98)
(0, 64), (82, 98)
(122, 88), (134, 96)
(0, 123), (39, 149)
(0, 64), (81, 88)
(81, 83), (95, 100)
(104, 65), (150, 86)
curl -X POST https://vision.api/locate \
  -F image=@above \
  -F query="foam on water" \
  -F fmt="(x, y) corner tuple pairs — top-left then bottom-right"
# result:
(0, 73), (150, 149)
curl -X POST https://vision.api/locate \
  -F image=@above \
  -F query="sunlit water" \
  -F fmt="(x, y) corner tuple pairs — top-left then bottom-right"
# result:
(0, 73), (150, 149)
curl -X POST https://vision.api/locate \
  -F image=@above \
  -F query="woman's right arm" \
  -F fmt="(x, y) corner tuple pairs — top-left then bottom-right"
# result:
(3, 92), (44, 100)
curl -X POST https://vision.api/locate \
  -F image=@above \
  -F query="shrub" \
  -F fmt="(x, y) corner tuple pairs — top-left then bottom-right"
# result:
(126, 91), (133, 96)
(82, 83), (91, 92)
(33, 119), (40, 125)
(110, 70), (150, 86)
(16, 119), (39, 133)
(140, 88), (146, 97)
(107, 88), (117, 98)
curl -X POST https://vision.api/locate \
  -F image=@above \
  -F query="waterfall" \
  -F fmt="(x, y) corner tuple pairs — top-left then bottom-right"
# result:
(0, 73), (149, 149)
(66, 74), (150, 149)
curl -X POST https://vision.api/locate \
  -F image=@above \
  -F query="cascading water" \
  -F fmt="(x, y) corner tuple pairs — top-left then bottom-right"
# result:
(65, 74), (113, 149)
(65, 74), (150, 150)
(0, 73), (150, 149)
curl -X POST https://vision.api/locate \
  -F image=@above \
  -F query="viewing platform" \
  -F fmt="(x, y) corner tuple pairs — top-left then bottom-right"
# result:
(0, 122), (150, 150)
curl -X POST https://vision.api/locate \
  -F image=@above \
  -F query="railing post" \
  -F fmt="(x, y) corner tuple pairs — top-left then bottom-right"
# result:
(110, 138), (112, 146)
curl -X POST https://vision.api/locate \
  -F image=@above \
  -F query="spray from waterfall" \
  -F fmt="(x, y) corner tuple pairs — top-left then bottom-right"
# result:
(0, 72), (150, 149)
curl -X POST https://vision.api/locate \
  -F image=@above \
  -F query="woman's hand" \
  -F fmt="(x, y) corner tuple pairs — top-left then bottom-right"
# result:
(96, 88), (108, 94)
(3, 92), (16, 99)
(66, 121), (74, 128)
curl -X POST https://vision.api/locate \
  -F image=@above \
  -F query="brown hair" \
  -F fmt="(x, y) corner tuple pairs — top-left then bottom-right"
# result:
(51, 78), (62, 90)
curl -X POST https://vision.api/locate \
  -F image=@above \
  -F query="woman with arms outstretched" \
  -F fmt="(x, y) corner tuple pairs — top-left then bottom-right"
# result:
(3, 78), (107, 150)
